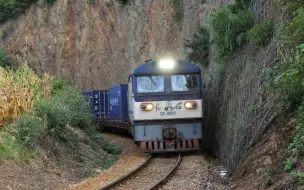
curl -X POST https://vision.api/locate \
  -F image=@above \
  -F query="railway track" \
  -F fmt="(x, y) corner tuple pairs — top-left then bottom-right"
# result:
(100, 153), (181, 190)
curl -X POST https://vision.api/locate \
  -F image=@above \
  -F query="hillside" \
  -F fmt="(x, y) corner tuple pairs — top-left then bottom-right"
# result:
(0, 0), (303, 189)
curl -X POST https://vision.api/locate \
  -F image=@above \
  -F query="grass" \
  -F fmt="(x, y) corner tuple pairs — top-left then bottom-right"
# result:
(85, 157), (119, 178)
(102, 139), (122, 155)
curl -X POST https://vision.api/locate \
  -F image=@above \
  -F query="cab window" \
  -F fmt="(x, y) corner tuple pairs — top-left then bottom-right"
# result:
(171, 74), (198, 91)
(136, 76), (164, 93)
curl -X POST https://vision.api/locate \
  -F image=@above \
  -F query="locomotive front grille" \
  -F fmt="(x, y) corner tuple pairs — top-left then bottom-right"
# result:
(140, 139), (200, 152)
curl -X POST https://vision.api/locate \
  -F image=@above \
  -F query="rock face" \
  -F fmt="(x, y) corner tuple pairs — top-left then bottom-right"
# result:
(0, 0), (287, 172)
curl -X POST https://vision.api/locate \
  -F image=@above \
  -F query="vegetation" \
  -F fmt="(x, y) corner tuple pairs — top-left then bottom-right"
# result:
(0, 0), (56, 24)
(0, 48), (14, 68)
(280, 8), (304, 46)
(0, 64), (121, 161)
(185, 27), (210, 66)
(86, 157), (119, 178)
(284, 157), (297, 172)
(292, 105), (304, 156)
(270, 45), (304, 108)
(292, 172), (304, 184)
(0, 65), (52, 126)
(208, 2), (253, 60)
(170, 0), (183, 22)
(248, 20), (274, 48)
(275, 0), (304, 11)
(102, 139), (122, 155)
(117, 0), (128, 5)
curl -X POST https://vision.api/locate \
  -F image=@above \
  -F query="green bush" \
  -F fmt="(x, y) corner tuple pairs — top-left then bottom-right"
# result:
(185, 27), (210, 66)
(272, 45), (304, 107)
(51, 78), (70, 94)
(0, 113), (43, 160)
(280, 8), (304, 46)
(11, 113), (46, 148)
(0, 48), (13, 68)
(209, 3), (253, 59)
(170, 0), (183, 22)
(284, 157), (297, 172)
(248, 20), (274, 47)
(35, 85), (94, 140)
(102, 140), (122, 155)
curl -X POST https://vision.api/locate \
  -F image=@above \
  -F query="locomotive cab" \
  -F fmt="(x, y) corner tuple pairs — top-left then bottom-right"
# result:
(128, 59), (203, 152)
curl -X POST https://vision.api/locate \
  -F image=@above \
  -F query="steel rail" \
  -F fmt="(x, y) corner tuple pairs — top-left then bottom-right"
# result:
(148, 153), (181, 190)
(100, 154), (152, 190)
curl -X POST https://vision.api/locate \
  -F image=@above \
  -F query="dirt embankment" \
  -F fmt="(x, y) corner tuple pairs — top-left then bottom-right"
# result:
(231, 113), (303, 189)
(0, 128), (111, 190)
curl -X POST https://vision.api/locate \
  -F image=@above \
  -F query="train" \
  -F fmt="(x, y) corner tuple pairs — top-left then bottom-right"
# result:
(82, 59), (203, 153)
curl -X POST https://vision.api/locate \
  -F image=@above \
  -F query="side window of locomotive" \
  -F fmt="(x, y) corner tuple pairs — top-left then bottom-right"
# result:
(171, 75), (198, 91)
(136, 76), (164, 93)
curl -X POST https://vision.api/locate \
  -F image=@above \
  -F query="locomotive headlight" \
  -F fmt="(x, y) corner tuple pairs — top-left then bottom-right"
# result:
(159, 59), (175, 69)
(140, 103), (154, 111)
(184, 101), (198, 109)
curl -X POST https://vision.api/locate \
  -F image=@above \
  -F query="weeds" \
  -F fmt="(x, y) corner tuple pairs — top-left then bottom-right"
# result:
(280, 8), (304, 46)
(271, 46), (304, 108)
(248, 20), (274, 48)
(170, 0), (183, 22)
(185, 27), (210, 66)
(284, 157), (297, 172)
(102, 139), (122, 155)
(85, 157), (118, 178)
(292, 172), (304, 185)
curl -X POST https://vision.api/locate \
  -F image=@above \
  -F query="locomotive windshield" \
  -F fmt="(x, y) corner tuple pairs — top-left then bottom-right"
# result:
(171, 74), (199, 92)
(137, 76), (164, 93)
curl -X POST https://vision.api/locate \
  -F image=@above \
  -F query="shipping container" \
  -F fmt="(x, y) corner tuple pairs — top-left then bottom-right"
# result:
(92, 90), (109, 119)
(109, 84), (129, 121)
(81, 90), (109, 119)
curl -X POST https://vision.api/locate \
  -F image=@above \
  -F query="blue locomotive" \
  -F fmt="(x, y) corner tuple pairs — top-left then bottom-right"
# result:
(83, 59), (203, 152)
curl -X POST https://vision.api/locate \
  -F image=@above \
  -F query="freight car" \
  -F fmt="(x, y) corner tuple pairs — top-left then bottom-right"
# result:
(82, 59), (203, 152)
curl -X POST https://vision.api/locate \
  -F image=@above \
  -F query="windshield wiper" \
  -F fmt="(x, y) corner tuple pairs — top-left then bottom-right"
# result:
(149, 76), (156, 86)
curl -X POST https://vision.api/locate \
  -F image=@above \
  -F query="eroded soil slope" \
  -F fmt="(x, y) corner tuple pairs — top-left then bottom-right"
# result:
(231, 113), (303, 189)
